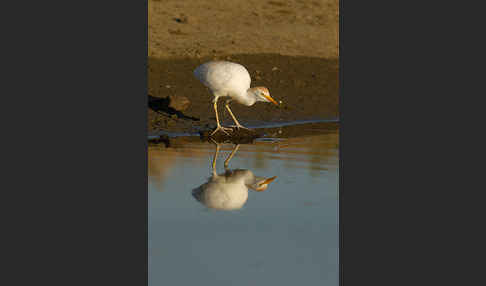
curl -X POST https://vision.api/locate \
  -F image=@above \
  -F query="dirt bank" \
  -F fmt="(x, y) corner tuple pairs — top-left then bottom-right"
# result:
(149, 0), (339, 59)
(148, 54), (339, 134)
(148, 0), (339, 135)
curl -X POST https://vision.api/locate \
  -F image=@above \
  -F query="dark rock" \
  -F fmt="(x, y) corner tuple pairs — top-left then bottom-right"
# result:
(167, 119), (176, 127)
(168, 95), (190, 111)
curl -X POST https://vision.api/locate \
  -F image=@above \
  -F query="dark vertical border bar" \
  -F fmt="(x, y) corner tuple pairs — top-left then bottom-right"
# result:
(5, 0), (149, 285)
(143, 0), (149, 284)
(339, 0), (343, 284)
(339, 0), (456, 284)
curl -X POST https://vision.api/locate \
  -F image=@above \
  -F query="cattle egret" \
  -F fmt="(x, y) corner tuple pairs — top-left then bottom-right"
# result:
(194, 61), (279, 135)
(192, 143), (277, 210)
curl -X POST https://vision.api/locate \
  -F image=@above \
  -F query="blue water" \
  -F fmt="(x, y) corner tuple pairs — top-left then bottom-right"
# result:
(149, 131), (339, 286)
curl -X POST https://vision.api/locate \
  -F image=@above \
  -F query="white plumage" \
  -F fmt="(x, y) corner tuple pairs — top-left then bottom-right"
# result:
(192, 169), (253, 211)
(192, 144), (277, 210)
(194, 61), (251, 101)
(194, 61), (279, 135)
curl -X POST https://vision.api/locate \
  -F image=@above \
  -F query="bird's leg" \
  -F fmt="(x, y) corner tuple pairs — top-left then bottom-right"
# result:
(211, 97), (232, 136)
(224, 144), (240, 170)
(211, 141), (220, 177)
(225, 101), (250, 130)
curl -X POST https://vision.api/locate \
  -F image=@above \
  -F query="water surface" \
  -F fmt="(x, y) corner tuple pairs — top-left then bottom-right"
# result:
(149, 129), (339, 286)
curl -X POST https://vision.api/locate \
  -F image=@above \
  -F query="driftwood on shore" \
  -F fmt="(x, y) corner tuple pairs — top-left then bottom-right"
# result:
(199, 127), (261, 144)
(148, 122), (339, 147)
(148, 127), (262, 147)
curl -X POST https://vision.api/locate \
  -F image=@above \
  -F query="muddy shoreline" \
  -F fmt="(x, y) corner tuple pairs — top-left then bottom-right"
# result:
(148, 54), (339, 134)
(149, 121), (339, 147)
(148, 0), (339, 137)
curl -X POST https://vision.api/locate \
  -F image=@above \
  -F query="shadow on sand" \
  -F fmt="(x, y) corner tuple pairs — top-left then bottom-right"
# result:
(148, 95), (200, 121)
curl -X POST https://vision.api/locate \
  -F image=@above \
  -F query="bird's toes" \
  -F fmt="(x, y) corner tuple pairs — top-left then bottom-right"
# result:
(211, 126), (232, 136)
(230, 125), (250, 130)
(210, 129), (221, 136)
(221, 129), (233, 135)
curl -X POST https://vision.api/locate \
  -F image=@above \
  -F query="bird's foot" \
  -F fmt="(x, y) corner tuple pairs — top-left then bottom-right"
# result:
(229, 124), (251, 131)
(210, 125), (233, 136)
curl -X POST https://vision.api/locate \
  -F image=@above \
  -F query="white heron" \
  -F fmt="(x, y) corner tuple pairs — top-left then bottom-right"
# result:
(193, 61), (279, 135)
(192, 143), (277, 210)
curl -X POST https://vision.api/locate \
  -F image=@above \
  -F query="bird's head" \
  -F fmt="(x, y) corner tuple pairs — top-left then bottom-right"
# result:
(249, 176), (277, 192)
(252, 87), (279, 106)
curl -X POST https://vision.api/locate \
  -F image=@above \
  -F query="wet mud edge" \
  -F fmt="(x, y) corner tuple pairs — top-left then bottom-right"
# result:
(148, 122), (339, 147)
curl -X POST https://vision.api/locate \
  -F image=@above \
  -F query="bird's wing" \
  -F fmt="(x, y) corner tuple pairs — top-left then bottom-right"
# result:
(194, 61), (251, 93)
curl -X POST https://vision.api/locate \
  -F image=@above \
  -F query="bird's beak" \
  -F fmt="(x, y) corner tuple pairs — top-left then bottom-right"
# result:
(262, 176), (277, 185)
(264, 95), (279, 106)
(254, 176), (277, 192)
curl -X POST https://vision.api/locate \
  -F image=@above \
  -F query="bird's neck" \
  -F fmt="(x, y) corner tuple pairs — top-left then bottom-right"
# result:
(223, 169), (255, 185)
(240, 89), (258, 106)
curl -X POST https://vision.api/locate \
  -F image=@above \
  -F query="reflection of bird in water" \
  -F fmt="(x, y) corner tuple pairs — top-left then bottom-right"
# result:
(193, 61), (280, 135)
(192, 143), (277, 211)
